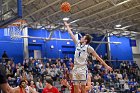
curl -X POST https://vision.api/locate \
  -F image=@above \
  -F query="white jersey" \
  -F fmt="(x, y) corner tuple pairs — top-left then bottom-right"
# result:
(74, 42), (93, 65)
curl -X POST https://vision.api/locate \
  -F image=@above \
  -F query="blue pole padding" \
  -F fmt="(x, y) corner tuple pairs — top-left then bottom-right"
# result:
(17, 0), (22, 18)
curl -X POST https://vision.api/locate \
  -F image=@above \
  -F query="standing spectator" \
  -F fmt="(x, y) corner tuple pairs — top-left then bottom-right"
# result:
(2, 51), (8, 59)
(42, 78), (59, 93)
(2, 51), (9, 63)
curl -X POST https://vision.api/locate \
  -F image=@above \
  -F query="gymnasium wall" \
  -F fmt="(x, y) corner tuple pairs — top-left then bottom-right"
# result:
(0, 28), (134, 64)
(110, 36), (133, 60)
(28, 28), (75, 59)
(28, 29), (108, 59)
(131, 38), (140, 67)
(90, 34), (107, 57)
(0, 28), (23, 63)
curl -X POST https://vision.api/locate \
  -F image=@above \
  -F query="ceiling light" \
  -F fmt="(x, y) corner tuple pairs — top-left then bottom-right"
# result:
(131, 31), (137, 34)
(63, 17), (69, 21)
(111, 42), (121, 44)
(115, 24), (121, 28)
(67, 42), (70, 44)
(116, 0), (131, 6)
(70, 19), (79, 24)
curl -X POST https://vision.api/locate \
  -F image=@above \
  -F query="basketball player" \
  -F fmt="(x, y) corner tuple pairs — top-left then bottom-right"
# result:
(42, 78), (60, 93)
(64, 21), (112, 93)
(13, 80), (27, 93)
(0, 64), (14, 93)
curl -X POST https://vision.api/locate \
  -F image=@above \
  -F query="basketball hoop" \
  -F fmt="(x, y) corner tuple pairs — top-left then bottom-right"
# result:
(8, 19), (26, 40)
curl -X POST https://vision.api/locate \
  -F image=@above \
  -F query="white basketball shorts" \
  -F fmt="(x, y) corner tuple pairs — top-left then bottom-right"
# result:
(72, 65), (88, 85)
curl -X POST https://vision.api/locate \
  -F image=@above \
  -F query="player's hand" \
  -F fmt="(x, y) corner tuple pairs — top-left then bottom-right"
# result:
(105, 65), (113, 71)
(64, 21), (69, 26)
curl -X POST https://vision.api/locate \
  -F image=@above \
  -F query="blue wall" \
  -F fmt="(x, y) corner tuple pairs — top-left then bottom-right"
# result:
(0, 28), (23, 63)
(110, 36), (133, 68)
(0, 28), (134, 64)
(28, 29), (107, 59)
(90, 34), (107, 57)
(110, 36), (133, 60)
(28, 28), (75, 59)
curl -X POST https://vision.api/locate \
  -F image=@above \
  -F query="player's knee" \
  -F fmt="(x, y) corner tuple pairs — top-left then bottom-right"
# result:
(80, 81), (87, 85)
(73, 81), (79, 85)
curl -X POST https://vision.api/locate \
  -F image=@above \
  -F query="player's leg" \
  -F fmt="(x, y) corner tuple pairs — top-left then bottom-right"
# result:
(72, 67), (80, 93)
(74, 82), (80, 93)
(80, 69), (88, 93)
(81, 85), (86, 93)
(81, 81), (86, 93)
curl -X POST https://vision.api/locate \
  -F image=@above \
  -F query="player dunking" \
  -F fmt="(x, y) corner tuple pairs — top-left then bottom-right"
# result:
(64, 21), (112, 93)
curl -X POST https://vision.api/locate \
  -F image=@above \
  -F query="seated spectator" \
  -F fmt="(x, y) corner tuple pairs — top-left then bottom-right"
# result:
(47, 58), (52, 65)
(65, 58), (73, 68)
(87, 61), (94, 71)
(36, 78), (43, 92)
(25, 80), (38, 93)
(110, 87), (116, 93)
(8, 76), (16, 87)
(94, 82), (100, 90)
(133, 79), (138, 86)
(110, 71), (115, 81)
(100, 84), (106, 92)
(94, 74), (101, 82)
(56, 60), (61, 68)
(27, 71), (33, 81)
(124, 81), (130, 93)
(29, 80), (36, 91)
(117, 71), (123, 79)
(136, 88), (140, 93)
(133, 61), (138, 68)
(124, 75), (129, 83)
(128, 79), (134, 87)
(119, 78), (125, 88)
(130, 85), (137, 93)
(14, 68), (20, 78)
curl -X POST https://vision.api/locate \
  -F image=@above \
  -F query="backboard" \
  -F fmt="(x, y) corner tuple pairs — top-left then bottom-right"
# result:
(0, 0), (22, 27)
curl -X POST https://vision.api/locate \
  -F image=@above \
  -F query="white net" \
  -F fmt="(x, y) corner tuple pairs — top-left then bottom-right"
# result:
(8, 20), (26, 40)
(9, 25), (22, 40)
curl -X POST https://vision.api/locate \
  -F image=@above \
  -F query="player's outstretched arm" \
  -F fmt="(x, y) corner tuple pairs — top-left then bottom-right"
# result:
(64, 21), (77, 44)
(0, 83), (15, 93)
(88, 47), (112, 71)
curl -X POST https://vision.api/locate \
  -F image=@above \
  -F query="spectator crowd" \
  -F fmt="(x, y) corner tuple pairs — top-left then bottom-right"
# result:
(0, 56), (140, 93)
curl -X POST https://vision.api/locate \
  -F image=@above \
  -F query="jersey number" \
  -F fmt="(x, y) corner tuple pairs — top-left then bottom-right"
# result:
(78, 52), (81, 57)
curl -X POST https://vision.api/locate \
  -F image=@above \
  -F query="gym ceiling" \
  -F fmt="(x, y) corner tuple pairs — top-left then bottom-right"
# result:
(2, 0), (140, 38)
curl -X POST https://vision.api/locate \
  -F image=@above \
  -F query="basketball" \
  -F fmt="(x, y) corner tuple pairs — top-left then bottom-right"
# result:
(61, 2), (71, 13)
